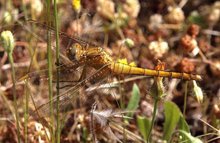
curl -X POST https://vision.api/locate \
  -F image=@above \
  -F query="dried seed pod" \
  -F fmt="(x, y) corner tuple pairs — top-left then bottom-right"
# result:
(187, 24), (200, 38)
(210, 61), (220, 78)
(213, 104), (220, 119)
(180, 34), (200, 57)
(198, 39), (211, 52)
(177, 58), (195, 73)
(165, 6), (185, 24)
(122, 0), (140, 18)
(208, 1), (220, 25)
(199, 2), (220, 26)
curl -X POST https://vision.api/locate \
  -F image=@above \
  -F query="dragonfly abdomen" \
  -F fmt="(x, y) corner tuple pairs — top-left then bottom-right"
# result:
(111, 62), (202, 81)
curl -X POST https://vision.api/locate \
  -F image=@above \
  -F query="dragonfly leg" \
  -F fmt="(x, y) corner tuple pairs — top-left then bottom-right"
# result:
(55, 61), (61, 66)
(181, 72), (184, 80)
(169, 72), (173, 79)
(58, 84), (76, 89)
(52, 65), (88, 89)
(78, 65), (87, 81)
(157, 70), (160, 77)
(52, 80), (78, 83)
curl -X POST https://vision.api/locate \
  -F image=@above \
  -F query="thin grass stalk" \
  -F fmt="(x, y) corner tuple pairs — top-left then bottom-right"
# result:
(22, 37), (39, 142)
(147, 97), (159, 143)
(8, 53), (21, 143)
(21, 6), (30, 141)
(24, 80), (29, 143)
(20, 19), (39, 143)
(183, 81), (188, 117)
(1, 30), (21, 143)
(46, 0), (55, 142)
(119, 76), (125, 109)
(21, 0), (28, 21)
(53, 0), (61, 142)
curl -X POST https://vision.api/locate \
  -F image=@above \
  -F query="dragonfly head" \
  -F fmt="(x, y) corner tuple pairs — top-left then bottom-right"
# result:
(66, 43), (83, 61)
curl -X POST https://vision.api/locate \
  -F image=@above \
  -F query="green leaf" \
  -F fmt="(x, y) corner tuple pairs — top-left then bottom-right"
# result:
(178, 116), (190, 132)
(163, 101), (181, 141)
(187, 11), (207, 28)
(137, 116), (151, 141)
(126, 83), (140, 117)
(178, 130), (203, 143)
(178, 116), (190, 142)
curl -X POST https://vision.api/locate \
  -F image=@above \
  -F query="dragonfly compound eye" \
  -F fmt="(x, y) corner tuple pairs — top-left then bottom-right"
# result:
(66, 43), (83, 61)
(66, 46), (77, 61)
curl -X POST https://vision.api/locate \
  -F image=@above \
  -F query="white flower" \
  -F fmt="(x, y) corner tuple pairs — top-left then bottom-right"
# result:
(148, 40), (169, 58)
(31, 0), (43, 19)
(123, 0), (140, 18)
(96, 0), (115, 20)
(148, 14), (163, 31)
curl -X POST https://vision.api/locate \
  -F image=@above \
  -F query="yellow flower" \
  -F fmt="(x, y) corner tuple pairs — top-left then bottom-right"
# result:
(72, 0), (81, 13)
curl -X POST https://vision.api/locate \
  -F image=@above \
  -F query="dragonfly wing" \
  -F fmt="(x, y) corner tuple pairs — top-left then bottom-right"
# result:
(32, 64), (112, 118)
(15, 21), (112, 118)
(27, 20), (101, 50)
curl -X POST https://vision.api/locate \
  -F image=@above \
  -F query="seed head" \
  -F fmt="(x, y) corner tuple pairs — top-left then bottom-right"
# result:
(3, 11), (12, 24)
(1, 30), (15, 54)
(192, 80), (203, 103)
(123, 38), (134, 48)
(150, 61), (166, 99)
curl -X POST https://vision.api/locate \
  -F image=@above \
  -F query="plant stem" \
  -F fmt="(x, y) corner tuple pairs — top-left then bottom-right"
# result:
(46, 0), (55, 142)
(147, 97), (159, 143)
(183, 81), (188, 118)
(53, 0), (61, 142)
(24, 80), (29, 143)
(8, 54), (21, 143)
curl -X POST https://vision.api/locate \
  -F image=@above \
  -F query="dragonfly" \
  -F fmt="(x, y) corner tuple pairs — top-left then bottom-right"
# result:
(18, 20), (202, 119)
